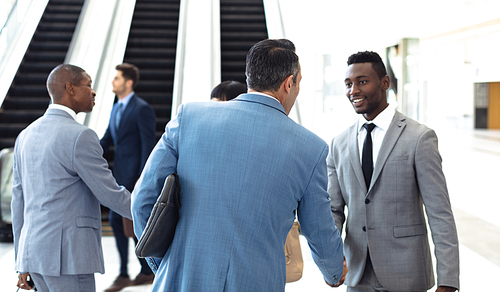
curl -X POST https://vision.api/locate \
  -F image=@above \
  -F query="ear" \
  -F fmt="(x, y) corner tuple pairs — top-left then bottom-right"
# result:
(65, 82), (75, 95)
(381, 75), (390, 91)
(126, 79), (134, 89)
(282, 75), (294, 94)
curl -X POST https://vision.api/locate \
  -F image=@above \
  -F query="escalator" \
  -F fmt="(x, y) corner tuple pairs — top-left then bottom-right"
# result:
(220, 0), (268, 84)
(0, 0), (85, 151)
(122, 0), (180, 141)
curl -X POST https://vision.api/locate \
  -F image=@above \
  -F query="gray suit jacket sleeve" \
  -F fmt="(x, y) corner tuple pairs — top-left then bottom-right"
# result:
(11, 140), (24, 260)
(415, 129), (459, 289)
(74, 128), (132, 219)
(327, 139), (346, 233)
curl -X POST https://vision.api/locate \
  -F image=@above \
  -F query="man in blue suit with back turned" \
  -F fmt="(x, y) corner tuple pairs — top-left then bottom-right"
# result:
(100, 63), (156, 291)
(132, 39), (346, 292)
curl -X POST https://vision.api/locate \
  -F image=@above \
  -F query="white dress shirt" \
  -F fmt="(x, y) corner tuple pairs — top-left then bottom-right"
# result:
(357, 106), (395, 167)
(48, 104), (77, 121)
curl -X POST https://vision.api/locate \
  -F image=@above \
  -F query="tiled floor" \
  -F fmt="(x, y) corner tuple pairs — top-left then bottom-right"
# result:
(1, 129), (499, 291)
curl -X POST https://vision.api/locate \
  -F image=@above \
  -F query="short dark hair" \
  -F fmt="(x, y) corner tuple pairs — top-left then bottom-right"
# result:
(347, 51), (387, 79)
(116, 63), (139, 89)
(211, 81), (247, 101)
(47, 64), (87, 101)
(245, 39), (299, 92)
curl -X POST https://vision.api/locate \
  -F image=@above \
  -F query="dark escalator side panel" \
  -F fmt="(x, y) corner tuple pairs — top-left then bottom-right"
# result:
(220, 0), (268, 85)
(0, 0), (85, 150)
(123, 0), (180, 141)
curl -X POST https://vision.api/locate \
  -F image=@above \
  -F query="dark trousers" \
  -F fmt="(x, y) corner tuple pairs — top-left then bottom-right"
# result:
(109, 210), (152, 277)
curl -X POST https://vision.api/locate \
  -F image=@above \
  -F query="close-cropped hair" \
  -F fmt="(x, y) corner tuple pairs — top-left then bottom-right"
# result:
(47, 64), (87, 99)
(347, 51), (387, 79)
(211, 80), (247, 101)
(245, 39), (299, 92)
(116, 63), (140, 89)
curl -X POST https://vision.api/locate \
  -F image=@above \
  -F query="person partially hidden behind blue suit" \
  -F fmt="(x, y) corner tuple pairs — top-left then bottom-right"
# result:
(11, 64), (132, 291)
(131, 39), (346, 292)
(100, 63), (156, 291)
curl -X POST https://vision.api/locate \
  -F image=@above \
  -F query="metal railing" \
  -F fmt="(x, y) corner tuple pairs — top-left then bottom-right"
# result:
(0, 0), (49, 108)
(171, 0), (221, 117)
(0, 148), (13, 242)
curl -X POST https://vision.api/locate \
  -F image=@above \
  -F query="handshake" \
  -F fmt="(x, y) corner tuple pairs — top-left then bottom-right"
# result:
(326, 259), (348, 288)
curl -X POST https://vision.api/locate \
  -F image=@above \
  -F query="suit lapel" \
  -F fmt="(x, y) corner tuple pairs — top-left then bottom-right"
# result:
(369, 112), (406, 192)
(348, 124), (367, 193)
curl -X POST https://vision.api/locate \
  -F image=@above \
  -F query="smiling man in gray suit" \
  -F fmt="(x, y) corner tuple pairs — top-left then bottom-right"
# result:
(327, 51), (459, 292)
(11, 64), (132, 292)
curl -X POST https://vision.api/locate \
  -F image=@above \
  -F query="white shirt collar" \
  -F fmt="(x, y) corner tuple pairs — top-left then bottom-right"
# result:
(357, 105), (395, 133)
(48, 104), (77, 120)
(247, 91), (280, 103)
(118, 91), (134, 108)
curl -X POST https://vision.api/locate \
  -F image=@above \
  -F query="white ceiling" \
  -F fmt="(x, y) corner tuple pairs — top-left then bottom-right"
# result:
(279, 0), (500, 54)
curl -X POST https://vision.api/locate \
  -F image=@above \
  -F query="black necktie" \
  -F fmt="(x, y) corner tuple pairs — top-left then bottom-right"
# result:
(362, 123), (376, 189)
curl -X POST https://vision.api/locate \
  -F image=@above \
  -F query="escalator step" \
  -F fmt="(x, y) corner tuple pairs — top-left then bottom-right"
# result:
(152, 105), (172, 119)
(130, 20), (178, 29)
(8, 86), (48, 97)
(0, 139), (16, 151)
(2, 98), (50, 110)
(0, 110), (46, 124)
(18, 62), (62, 74)
(125, 48), (176, 59)
(221, 14), (266, 22)
(126, 39), (177, 48)
(128, 29), (177, 39)
(221, 23), (266, 32)
(28, 41), (73, 51)
(40, 13), (80, 23)
(138, 69), (175, 79)
(132, 11), (179, 19)
(221, 31), (268, 42)
(33, 31), (74, 42)
(135, 80), (173, 92)
(134, 3), (180, 10)
(37, 22), (79, 32)
(0, 124), (31, 137)
(23, 52), (66, 63)
(221, 41), (263, 50)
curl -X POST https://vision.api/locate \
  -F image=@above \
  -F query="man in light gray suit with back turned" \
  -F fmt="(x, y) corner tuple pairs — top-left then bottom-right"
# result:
(327, 51), (459, 292)
(11, 64), (132, 292)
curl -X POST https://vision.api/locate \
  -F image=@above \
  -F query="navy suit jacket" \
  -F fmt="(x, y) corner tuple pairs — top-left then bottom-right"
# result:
(101, 94), (156, 191)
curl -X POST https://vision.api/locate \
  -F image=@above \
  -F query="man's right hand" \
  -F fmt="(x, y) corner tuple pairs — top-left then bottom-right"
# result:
(325, 260), (349, 287)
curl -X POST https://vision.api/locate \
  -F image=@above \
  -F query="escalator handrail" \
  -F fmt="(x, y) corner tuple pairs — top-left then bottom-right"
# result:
(0, 147), (14, 226)
(171, 0), (222, 118)
(64, 0), (136, 138)
(171, 0), (188, 117)
(0, 0), (50, 108)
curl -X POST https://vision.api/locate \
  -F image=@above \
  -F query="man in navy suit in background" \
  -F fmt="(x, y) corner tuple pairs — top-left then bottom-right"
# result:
(100, 63), (156, 291)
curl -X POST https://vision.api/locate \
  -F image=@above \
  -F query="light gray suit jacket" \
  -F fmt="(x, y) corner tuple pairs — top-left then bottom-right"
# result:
(327, 111), (459, 291)
(11, 108), (131, 276)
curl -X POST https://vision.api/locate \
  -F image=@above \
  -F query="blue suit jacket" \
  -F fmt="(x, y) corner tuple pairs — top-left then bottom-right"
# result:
(100, 94), (156, 191)
(132, 94), (344, 292)
(11, 108), (131, 276)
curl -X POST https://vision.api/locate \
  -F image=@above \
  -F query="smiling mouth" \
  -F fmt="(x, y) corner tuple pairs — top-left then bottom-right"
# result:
(351, 97), (365, 105)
